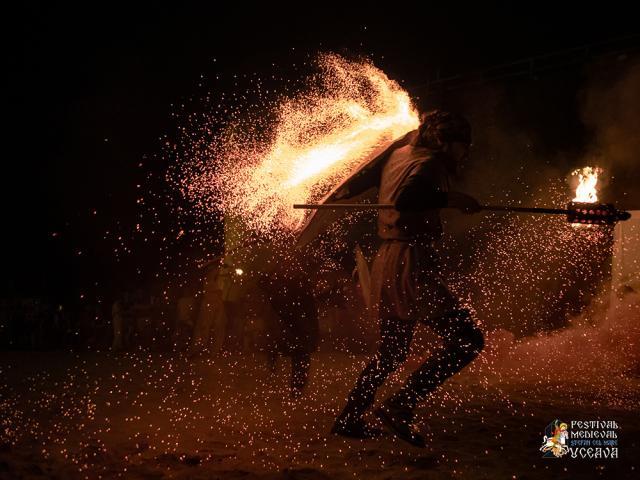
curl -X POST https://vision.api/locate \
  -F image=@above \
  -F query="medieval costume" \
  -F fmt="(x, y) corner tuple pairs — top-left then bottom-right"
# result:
(329, 111), (485, 447)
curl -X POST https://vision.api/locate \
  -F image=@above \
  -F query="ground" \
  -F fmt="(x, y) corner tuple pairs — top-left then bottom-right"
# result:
(0, 346), (638, 480)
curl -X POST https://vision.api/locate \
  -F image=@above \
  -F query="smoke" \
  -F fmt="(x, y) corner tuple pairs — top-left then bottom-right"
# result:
(479, 287), (640, 403)
(433, 81), (601, 336)
(427, 57), (640, 339)
(462, 58), (640, 392)
(579, 59), (640, 207)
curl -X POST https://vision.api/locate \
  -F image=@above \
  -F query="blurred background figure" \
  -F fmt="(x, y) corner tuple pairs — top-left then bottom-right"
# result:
(174, 284), (197, 349)
(111, 292), (130, 351)
(259, 253), (319, 398)
(188, 261), (228, 355)
(130, 289), (155, 346)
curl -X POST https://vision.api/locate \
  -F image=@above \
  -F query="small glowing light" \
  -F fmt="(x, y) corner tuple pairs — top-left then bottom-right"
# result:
(235, 268), (244, 276)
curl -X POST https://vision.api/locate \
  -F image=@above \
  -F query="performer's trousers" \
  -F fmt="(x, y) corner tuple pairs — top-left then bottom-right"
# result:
(338, 310), (484, 422)
(267, 350), (311, 394)
(291, 351), (311, 393)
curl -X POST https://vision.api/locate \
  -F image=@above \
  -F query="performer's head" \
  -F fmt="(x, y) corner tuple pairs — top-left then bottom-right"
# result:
(417, 110), (471, 172)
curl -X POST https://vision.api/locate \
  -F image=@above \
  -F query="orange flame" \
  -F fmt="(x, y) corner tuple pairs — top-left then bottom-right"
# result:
(572, 166), (602, 203)
(213, 54), (419, 234)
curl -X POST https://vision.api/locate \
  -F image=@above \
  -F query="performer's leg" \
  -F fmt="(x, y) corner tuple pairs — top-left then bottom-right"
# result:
(387, 308), (484, 411)
(333, 316), (415, 431)
(111, 314), (124, 351)
(190, 290), (220, 354)
(290, 351), (311, 398)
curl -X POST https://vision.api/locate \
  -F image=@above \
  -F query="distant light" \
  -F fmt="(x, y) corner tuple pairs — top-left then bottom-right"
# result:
(235, 268), (244, 276)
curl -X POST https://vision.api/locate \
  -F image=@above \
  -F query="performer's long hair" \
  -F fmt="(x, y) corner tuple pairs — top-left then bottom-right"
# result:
(414, 110), (472, 150)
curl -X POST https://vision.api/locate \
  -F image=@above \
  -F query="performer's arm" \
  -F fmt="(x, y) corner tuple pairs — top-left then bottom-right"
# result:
(446, 191), (481, 213)
(395, 180), (448, 211)
(395, 163), (479, 213)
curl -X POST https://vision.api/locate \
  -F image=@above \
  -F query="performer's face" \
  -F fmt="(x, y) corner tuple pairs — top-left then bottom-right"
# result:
(446, 141), (470, 174)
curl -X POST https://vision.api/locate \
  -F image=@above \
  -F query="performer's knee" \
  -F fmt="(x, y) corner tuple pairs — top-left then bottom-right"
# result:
(446, 309), (484, 358)
(377, 317), (413, 371)
(389, 347), (410, 370)
(373, 346), (408, 375)
(467, 324), (484, 356)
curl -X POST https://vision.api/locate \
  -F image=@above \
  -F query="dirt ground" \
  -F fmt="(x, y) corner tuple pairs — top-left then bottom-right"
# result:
(0, 348), (638, 480)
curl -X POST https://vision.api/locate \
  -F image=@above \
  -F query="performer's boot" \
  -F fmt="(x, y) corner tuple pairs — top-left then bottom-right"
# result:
(376, 309), (484, 447)
(374, 399), (425, 448)
(331, 408), (383, 439)
(332, 316), (414, 439)
(331, 382), (383, 439)
(290, 352), (310, 399)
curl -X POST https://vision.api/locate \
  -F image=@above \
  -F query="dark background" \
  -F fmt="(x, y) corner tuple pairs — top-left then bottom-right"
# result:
(5, 2), (639, 303)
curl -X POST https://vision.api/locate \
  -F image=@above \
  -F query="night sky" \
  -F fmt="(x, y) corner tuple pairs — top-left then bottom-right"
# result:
(6, 2), (638, 299)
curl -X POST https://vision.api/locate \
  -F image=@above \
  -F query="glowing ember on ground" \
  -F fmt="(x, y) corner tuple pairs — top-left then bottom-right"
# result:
(572, 166), (602, 203)
(178, 54), (419, 236)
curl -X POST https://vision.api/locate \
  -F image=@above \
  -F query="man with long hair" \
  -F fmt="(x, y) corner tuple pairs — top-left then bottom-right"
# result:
(331, 110), (485, 447)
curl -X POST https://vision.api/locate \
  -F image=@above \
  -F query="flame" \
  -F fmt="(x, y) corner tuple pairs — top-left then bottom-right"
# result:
(572, 166), (602, 203)
(182, 54), (419, 235)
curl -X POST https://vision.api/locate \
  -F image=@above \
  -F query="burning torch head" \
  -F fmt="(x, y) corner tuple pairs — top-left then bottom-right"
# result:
(566, 202), (631, 225)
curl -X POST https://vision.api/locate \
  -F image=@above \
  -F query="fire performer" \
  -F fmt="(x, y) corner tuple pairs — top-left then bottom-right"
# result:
(331, 110), (485, 447)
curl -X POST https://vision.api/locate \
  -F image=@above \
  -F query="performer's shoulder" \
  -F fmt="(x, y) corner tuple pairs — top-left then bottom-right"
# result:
(406, 145), (444, 162)
(402, 148), (450, 177)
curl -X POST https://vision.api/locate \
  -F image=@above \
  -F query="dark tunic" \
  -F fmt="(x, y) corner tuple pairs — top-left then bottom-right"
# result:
(377, 144), (449, 241)
(370, 145), (459, 322)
